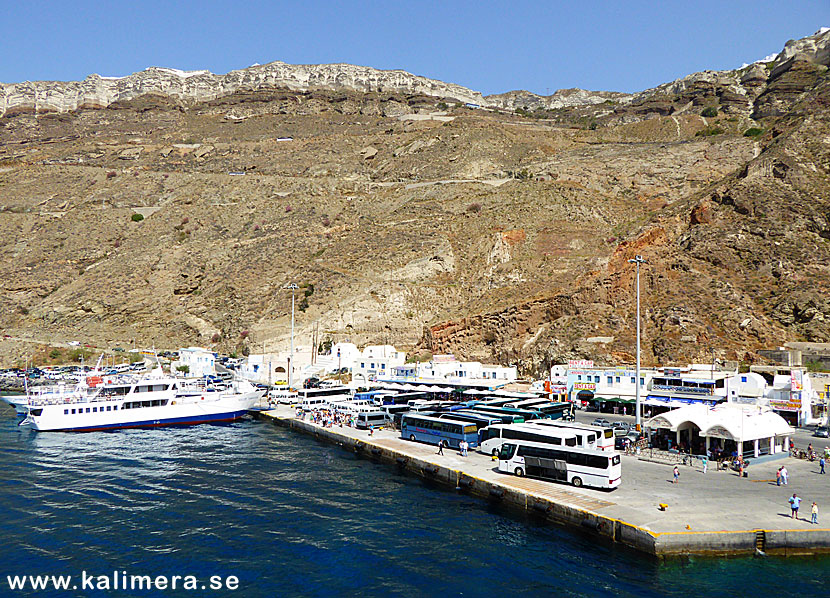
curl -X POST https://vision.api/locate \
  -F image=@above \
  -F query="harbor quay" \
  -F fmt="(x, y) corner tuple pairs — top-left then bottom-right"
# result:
(252, 405), (830, 557)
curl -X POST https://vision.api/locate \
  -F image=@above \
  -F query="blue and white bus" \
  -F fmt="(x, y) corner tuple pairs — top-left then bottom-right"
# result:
(401, 414), (479, 449)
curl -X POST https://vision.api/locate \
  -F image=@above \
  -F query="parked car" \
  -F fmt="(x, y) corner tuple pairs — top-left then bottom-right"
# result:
(610, 421), (631, 436)
(814, 426), (830, 438)
(591, 418), (612, 428)
(303, 377), (321, 389)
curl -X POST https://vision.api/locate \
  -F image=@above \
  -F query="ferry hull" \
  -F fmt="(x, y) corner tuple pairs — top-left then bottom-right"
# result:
(46, 409), (251, 432)
(27, 389), (261, 432)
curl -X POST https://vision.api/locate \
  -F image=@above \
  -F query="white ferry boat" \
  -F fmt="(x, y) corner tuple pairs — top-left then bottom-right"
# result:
(20, 370), (262, 432)
(1, 393), (30, 416)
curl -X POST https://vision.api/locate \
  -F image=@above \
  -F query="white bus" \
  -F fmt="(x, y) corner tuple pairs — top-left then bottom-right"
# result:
(477, 423), (579, 456)
(498, 440), (622, 489)
(526, 420), (615, 451)
(297, 387), (352, 411)
(327, 399), (375, 414)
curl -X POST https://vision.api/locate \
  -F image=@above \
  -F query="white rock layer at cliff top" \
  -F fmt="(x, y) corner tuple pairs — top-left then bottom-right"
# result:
(1, 28), (827, 117)
(0, 61), (486, 116)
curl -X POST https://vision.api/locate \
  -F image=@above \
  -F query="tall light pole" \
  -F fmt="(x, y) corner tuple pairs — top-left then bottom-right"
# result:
(628, 255), (646, 431)
(285, 283), (298, 388)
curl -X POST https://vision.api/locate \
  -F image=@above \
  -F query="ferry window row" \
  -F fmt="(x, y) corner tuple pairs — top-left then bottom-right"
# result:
(123, 399), (169, 409)
(135, 385), (170, 392)
(101, 384), (170, 397)
(64, 405), (119, 415)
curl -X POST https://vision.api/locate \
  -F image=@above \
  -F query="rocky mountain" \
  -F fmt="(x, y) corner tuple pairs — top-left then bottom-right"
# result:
(1, 29), (829, 373)
(0, 62), (485, 117)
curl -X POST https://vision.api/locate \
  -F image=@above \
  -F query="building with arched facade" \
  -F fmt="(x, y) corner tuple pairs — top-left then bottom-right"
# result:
(644, 403), (793, 461)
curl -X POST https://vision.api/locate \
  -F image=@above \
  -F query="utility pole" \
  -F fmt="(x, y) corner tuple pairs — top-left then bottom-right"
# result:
(285, 283), (298, 389)
(711, 347), (716, 380)
(628, 255), (646, 431)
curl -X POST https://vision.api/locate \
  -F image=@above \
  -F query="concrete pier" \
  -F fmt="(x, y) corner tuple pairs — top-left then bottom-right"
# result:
(252, 406), (830, 557)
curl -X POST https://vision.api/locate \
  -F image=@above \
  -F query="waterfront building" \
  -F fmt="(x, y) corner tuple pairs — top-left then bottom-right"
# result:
(240, 343), (406, 386)
(644, 366), (730, 415)
(808, 372), (830, 424)
(173, 347), (217, 378)
(350, 345), (407, 384)
(566, 366), (657, 414)
(748, 365), (820, 427)
(644, 403), (792, 461)
(390, 356), (517, 385)
(240, 345), (313, 385)
(549, 365), (568, 386)
(312, 342), (362, 374)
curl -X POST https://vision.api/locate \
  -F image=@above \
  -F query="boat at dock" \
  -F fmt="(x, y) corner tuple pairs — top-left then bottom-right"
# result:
(18, 370), (263, 432)
(1, 393), (29, 416)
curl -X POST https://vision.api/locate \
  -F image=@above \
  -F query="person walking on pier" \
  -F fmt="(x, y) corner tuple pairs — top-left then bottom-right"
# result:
(437, 440), (445, 456)
(820, 456), (826, 475)
(811, 502), (819, 524)
(702, 456), (707, 474)
(789, 493), (801, 519)
(673, 465), (680, 484)
(776, 467), (782, 486)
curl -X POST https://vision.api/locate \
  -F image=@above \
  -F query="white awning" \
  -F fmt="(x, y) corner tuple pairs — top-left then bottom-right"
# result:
(644, 403), (793, 443)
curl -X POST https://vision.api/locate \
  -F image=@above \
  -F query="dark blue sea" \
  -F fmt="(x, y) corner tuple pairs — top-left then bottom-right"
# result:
(1, 401), (828, 597)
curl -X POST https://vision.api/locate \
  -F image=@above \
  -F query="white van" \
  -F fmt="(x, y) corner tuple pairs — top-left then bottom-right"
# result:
(356, 411), (390, 430)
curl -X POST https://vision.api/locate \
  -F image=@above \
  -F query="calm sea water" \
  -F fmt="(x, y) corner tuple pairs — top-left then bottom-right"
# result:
(1, 401), (828, 597)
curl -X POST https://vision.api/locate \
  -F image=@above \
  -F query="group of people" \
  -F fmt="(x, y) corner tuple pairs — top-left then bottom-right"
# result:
(436, 439), (469, 457)
(298, 408), (356, 428)
(788, 493), (819, 524)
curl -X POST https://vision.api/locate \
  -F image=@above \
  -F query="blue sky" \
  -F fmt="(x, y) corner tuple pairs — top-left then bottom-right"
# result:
(2, 1), (827, 95)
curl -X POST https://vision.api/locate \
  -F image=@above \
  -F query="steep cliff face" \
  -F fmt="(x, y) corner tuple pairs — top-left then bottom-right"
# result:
(2, 29), (830, 373)
(484, 88), (631, 111)
(0, 62), (485, 117)
(3, 28), (827, 121)
(419, 35), (830, 373)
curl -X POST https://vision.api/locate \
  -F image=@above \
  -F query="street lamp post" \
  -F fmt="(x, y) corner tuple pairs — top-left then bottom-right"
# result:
(628, 255), (646, 431)
(285, 283), (299, 389)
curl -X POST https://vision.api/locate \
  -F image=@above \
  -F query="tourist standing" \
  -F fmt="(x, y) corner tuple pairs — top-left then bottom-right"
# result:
(702, 456), (708, 474)
(781, 466), (789, 485)
(811, 502), (819, 524)
(673, 465), (680, 484)
(789, 493), (801, 519)
(776, 467), (782, 486)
